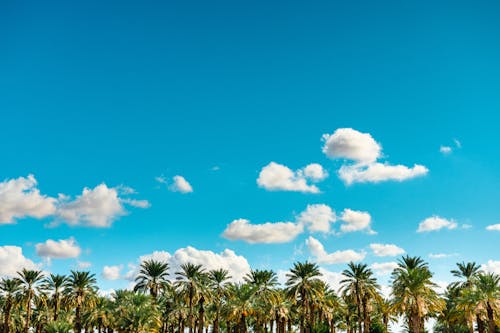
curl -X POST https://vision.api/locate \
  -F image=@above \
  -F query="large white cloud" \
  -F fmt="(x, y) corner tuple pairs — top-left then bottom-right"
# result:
(257, 162), (327, 193)
(297, 204), (336, 233)
(370, 243), (405, 257)
(0, 175), (56, 224)
(339, 208), (375, 234)
(0, 246), (40, 277)
(102, 265), (123, 280)
(127, 246), (251, 282)
(322, 128), (381, 164)
(223, 218), (303, 244)
(417, 216), (457, 233)
(338, 163), (428, 185)
(306, 236), (366, 264)
(481, 260), (500, 275)
(370, 262), (398, 276)
(486, 224), (500, 231)
(56, 184), (126, 227)
(322, 128), (428, 185)
(35, 237), (81, 259)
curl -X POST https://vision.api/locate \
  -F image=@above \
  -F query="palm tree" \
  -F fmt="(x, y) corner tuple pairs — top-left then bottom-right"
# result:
(175, 263), (206, 333)
(245, 269), (278, 333)
(286, 261), (321, 333)
(391, 256), (444, 333)
(450, 262), (481, 290)
(114, 291), (161, 333)
(475, 272), (499, 333)
(42, 274), (68, 322)
(376, 298), (395, 332)
(208, 269), (231, 333)
(0, 278), (21, 333)
(224, 283), (257, 333)
(16, 269), (45, 333)
(134, 259), (170, 300)
(340, 262), (380, 333)
(65, 271), (97, 333)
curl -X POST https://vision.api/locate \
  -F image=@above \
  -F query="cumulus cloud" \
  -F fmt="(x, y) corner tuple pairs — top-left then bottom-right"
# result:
(481, 260), (500, 275)
(339, 209), (375, 234)
(257, 162), (327, 193)
(0, 175), (56, 224)
(77, 261), (92, 269)
(36, 237), (81, 259)
(338, 163), (428, 185)
(223, 219), (303, 244)
(306, 236), (366, 264)
(429, 253), (458, 259)
(0, 246), (40, 277)
(486, 224), (500, 231)
(170, 176), (193, 193)
(370, 262), (398, 276)
(297, 204), (336, 233)
(322, 128), (428, 185)
(440, 146), (452, 154)
(56, 184), (126, 227)
(102, 265), (123, 280)
(370, 243), (405, 257)
(417, 216), (458, 233)
(127, 247), (251, 282)
(322, 128), (381, 164)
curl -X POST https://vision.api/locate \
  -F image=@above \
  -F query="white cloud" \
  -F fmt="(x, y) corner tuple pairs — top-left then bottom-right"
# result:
(486, 224), (500, 231)
(417, 216), (458, 233)
(102, 265), (123, 280)
(35, 237), (81, 259)
(439, 146), (452, 154)
(222, 219), (303, 243)
(77, 261), (92, 269)
(370, 262), (398, 276)
(322, 128), (428, 185)
(370, 243), (405, 257)
(322, 128), (381, 164)
(318, 268), (344, 292)
(257, 162), (327, 193)
(297, 204), (336, 233)
(429, 253), (458, 259)
(56, 184), (126, 227)
(120, 198), (151, 208)
(340, 208), (375, 234)
(338, 163), (428, 185)
(481, 260), (500, 275)
(306, 236), (366, 264)
(127, 247), (251, 282)
(169, 175), (193, 193)
(0, 246), (40, 277)
(0, 175), (56, 224)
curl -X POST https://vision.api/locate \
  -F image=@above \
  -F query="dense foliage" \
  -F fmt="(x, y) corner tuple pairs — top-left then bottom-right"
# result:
(0, 257), (498, 333)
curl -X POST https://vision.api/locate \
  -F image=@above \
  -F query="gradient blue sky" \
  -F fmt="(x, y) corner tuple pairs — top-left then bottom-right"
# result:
(1, 0), (499, 290)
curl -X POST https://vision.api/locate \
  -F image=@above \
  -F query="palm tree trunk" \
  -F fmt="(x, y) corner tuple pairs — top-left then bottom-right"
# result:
(24, 292), (32, 333)
(4, 300), (12, 333)
(476, 315), (485, 333)
(198, 296), (205, 333)
(189, 288), (194, 333)
(486, 303), (496, 333)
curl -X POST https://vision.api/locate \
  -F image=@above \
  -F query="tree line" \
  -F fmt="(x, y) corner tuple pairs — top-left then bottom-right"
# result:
(0, 256), (498, 333)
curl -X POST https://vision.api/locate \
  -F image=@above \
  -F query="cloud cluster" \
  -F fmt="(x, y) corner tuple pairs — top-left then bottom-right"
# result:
(369, 243), (405, 257)
(126, 246), (251, 282)
(0, 246), (40, 277)
(0, 175), (149, 227)
(102, 265), (123, 280)
(481, 260), (500, 275)
(486, 224), (500, 231)
(322, 128), (428, 185)
(156, 175), (193, 193)
(222, 219), (304, 244)
(339, 209), (375, 234)
(370, 262), (398, 276)
(222, 204), (375, 244)
(36, 238), (81, 259)
(257, 162), (327, 193)
(0, 175), (56, 224)
(306, 236), (366, 264)
(417, 216), (457, 232)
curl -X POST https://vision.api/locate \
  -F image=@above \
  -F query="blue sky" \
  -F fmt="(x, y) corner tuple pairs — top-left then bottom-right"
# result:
(1, 0), (499, 291)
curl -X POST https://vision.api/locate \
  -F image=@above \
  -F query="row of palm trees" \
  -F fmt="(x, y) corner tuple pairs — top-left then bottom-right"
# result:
(0, 256), (498, 333)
